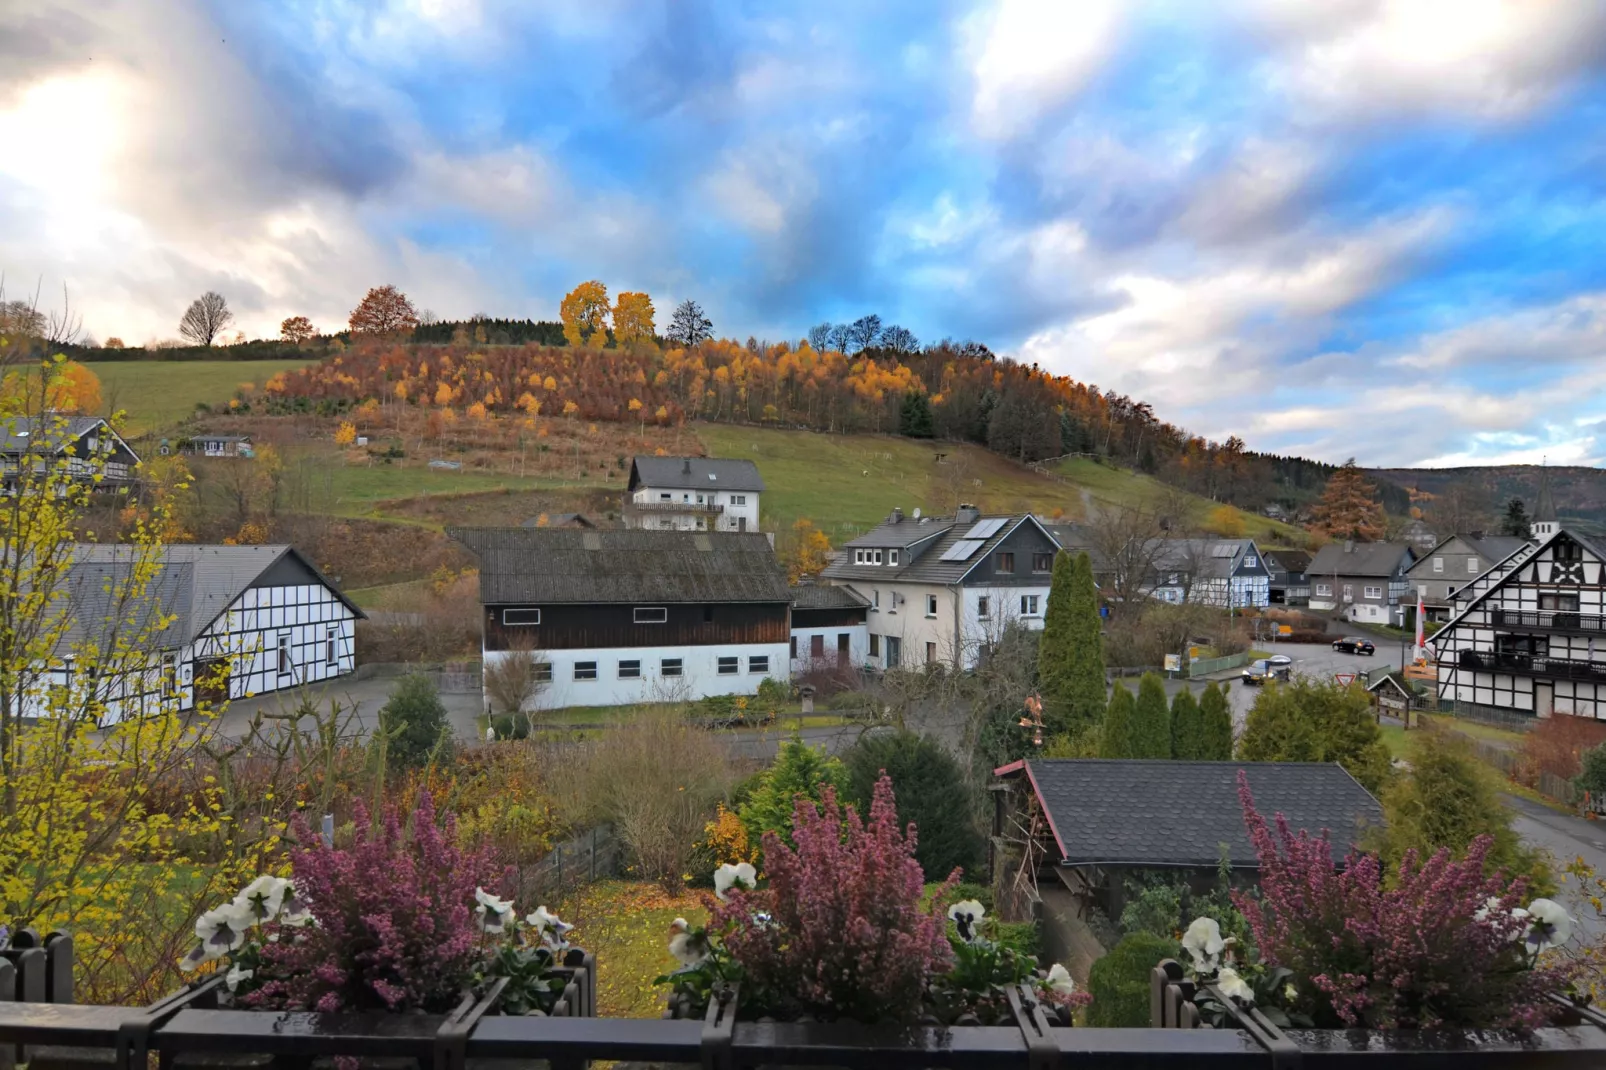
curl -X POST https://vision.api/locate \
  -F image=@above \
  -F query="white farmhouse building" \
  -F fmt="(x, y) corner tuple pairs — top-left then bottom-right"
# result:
(624, 456), (763, 532)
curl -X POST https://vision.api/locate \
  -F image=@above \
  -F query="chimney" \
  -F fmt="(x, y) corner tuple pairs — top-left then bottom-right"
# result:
(1344, 538), (1355, 554)
(1470, 530), (1484, 540)
(956, 503), (980, 525)
(682, 458), (692, 475)
(890, 507), (903, 524)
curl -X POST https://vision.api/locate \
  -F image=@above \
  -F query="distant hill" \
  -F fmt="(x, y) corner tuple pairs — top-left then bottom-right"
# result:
(1372, 465), (1606, 534)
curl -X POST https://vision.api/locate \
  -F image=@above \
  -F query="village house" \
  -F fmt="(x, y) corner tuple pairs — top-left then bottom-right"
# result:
(179, 433), (253, 458)
(623, 456), (762, 533)
(2, 415), (139, 493)
(1307, 540), (1417, 626)
(15, 543), (363, 723)
(820, 505), (1060, 671)
(1145, 537), (1270, 609)
(789, 583), (870, 675)
(1263, 548), (1312, 606)
(449, 527), (791, 710)
(1406, 532), (1531, 623)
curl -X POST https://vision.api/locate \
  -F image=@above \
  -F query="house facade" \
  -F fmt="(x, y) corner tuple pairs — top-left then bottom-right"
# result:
(790, 584), (870, 674)
(3, 416), (139, 493)
(1406, 533), (1530, 622)
(1264, 549), (1312, 606)
(820, 505), (1060, 671)
(16, 544), (363, 723)
(624, 456), (763, 533)
(1307, 541), (1417, 625)
(182, 434), (253, 458)
(450, 527), (791, 710)
(1146, 538), (1270, 609)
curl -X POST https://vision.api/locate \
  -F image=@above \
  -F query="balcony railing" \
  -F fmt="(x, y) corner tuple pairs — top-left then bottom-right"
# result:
(625, 500), (724, 515)
(1490, 607), (1606, 633)
(1457, 649), (1606, 683)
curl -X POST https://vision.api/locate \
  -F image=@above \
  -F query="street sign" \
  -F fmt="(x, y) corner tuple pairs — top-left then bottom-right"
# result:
(1334, 672), (1357, 686)
(1278, 624), (1292, 636)
(1164, 654), (1181, 672)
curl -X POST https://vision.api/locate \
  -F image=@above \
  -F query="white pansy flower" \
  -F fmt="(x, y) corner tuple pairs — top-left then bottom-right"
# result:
(668, 917), (709, 966)
(235, 875), (291, 923)
(277, 881), (311, 926)
(713, 862), (757, 901)
(525, 905), (574, 950)
(194, 902), (254, 961)
(1182, 917), (1225, 972)
(224, 965), (254, 993)
(947, 899), (986, 943)
(1524, 898), (1575, 954)
(1044, 963), (1075, 996)
(474, 887), (515, 934)
(1216, 966), (1254, 1005)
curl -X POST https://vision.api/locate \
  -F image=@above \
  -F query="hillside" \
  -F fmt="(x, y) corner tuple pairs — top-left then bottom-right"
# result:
(88, 358), (322, 434)
(1374, 465), (1606, 534)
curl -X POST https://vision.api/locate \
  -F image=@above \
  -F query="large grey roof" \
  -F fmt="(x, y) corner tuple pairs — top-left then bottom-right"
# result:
(1152, 538), (1256, 581)
(450, 527), (790, 604)
(1412, 533), (1530, 570)
(2, 416), (118, 454)
(1307, 541), (1415, 578)
(843, 520), (951, 550)
(628, 456), (765, 493)
(790, 583), (869, 610)
(823, 514), (1039, 585)
(1013, 759), (1381, 867)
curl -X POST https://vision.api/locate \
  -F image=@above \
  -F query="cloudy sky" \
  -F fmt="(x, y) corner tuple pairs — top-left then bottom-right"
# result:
(3, 1), (1605, 467)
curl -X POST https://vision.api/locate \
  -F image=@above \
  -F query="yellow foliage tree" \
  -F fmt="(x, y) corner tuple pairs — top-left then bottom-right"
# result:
(612, 291), (656, 345)
(333, 421), (357, 446)
(559, 280), (610, 347)
(786, 518), (833, 583)
(0, 360), (102, 415)
(1207, 504), (1245, 537)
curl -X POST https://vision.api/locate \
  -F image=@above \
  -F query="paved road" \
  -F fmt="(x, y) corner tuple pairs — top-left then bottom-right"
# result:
(1504, 794), (1606, 942)
(1151, 640), (1401, 733)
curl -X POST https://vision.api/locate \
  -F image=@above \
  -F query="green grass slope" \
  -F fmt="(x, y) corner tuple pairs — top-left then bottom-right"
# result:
(88, 358), (321, 434)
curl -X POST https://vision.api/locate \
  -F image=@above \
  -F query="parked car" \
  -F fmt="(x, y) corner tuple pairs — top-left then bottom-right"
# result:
(1241, 659), (1291, 686)
(1332, 636), (1376, 655)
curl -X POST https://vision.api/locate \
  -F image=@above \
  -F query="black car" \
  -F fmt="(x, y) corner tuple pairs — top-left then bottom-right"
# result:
(1332, 636), (1376, 655)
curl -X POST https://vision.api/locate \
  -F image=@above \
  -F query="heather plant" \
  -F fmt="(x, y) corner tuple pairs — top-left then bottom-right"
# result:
(1229, 771), (1574, 1029)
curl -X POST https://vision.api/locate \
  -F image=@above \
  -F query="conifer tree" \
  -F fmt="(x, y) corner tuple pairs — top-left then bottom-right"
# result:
(898, 391), (935, 438)
(1170, 687), (1203, 759)
(1198, 682), (1233, 760)
(1311, 459), (1386, 541)
(1098, 681), (1135, 759)
(1037, 550), (1107, 735)
(1129, 673), (1172, 759)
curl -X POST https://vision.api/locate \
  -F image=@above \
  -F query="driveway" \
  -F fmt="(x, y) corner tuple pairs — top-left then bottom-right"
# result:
(1152, 640), (1400, 733)
(213, 673), (484, 742)
(1504, 794), (1606, 942)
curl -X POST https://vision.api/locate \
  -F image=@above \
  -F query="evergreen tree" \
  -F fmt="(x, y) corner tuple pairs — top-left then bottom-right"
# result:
(898, 391), (935, 438)
(1170, 687), (1203, 759)
(379, 674), (450, 769)
(1236, 678), (1390, 792)
(1198, 682), (1233, 760)
(1065, 552), (1107, 728)
(843, 730), (983, 882)
(1311, 459), (1386, 541)
(1099, 681), (1136, 759)
(1501, 497), (1531, 538)
(1129, 673), (1172, 759)
(1237, 684), (1321, 764)
(739, 736), (849, 852)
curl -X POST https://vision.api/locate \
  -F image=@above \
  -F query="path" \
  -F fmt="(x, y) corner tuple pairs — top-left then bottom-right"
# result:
(1504, 794), (1606, 942)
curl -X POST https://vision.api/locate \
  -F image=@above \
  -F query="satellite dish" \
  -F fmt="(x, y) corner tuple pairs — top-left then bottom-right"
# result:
(912, 508), (921, 519)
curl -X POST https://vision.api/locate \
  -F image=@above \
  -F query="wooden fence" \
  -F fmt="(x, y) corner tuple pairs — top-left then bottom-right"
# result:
(525, 826), (621, 900)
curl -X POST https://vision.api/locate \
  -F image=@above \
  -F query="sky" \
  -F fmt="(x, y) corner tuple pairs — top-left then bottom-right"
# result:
(3, 0), (1605, 469)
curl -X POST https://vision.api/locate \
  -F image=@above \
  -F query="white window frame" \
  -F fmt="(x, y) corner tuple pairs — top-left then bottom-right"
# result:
(661, 658), (684, 678)
(618, 660), (642, 679)
(574, 661), (598, 681)
(855, 549), (866, 565)
(872, 589), (880, 610)
(1364, 585), (1383, 599)
(925, 594), (938, 618)
(325, 628), (338, 666)
(872, 549), (884, 564)
(748, 655), (768, 674)
(533, 663), (553, 683)
(717, 656), (740, 675)
(633, 606), (668, 624)
(277, 633), (292, 676)
(1467, 557), (1479, 574)
(1433, 557), (1444, 573)
(1315, 583), (1333, 597)
(731, 494), (746, 506)
(1244, 555), (1257, 568)
(1021, 594), (1040, 616)
(502, 608), (541, 626)
(888, 549), (899, 566)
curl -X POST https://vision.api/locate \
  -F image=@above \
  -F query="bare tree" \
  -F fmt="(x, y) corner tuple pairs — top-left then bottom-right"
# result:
(1086, 501), (1171, 617)
(482, 639), (549, 719)
(1424, 481), (1493, 536)
(178, 292), (233, 347)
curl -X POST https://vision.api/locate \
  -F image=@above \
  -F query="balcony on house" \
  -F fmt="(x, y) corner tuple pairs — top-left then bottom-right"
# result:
(624, 500), (725, 515)
(1488, 607), (1606, 634)
(1458, 648), (1606, 683)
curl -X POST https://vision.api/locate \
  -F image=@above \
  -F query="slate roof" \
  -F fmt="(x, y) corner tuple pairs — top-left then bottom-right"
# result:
(450, 527), (790, 604)
(1152, 538), (1257, 581)
(1, 416), (131, 456)
(1409, 533), (1529, 575)
(1263, 549), (1311, 575)
(520, 513), (596, 529)
(1040, 522), (1113, 575)
(1307, 541), (1415, 578)
(823, 514), (1042, 585)
(790, 583), (869, 610)
(628, 456), (765, 493)
(1007, 759), (1382, 867)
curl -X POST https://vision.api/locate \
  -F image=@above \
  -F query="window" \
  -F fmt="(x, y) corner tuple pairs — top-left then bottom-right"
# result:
(1020, 594), (1040, 615)
(977, 596), (990, 619)
(1468, 557), (1480, 574)
(717, 656), (740, 675)
(855, 550), (866, 564)
(731, 494), (747, 506)
(873, 589), (880, 610)
(925, 594), (938, 617)
(704, 605), (714, 623)
(1541, 593), (1581, 612)
(811, 634), (825, 657)
(790, 636), (797, 658)
(1032, 552), (1053, 572)
(618, 659), (642, 679)
(1363, 585), (1383, 599)
(533, 663), (552, 683)
(1315, 583), (1332, 596)
(888, 549), (900, 566)
(661, 658), (683, 677)
(868, 634), (880, 656)
(748, 655), (768, 674)
(872, 549), (884, 564)
(633, 606), (668, 624)
(925, 642), (937, 664)
(1243, 554), (1257, 568)
(574, 661), (598, 681)
(325, 628), (338, 666)
(996, 552), (1015, 573)
(885, 636), (901, 666)
(1342, 584), (1354, 602)
(1433, 557), (1444, 573)
(161, 652), (177, 697)
(659, 492), (672, 502)
(503, 608), (541, 626)
(277, 633), (292, 675)
(1557, 541), (1584, 562)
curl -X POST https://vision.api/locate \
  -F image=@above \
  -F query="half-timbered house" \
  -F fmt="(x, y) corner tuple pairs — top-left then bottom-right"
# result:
(449, 527), (792, 710)
(2, 416), (139, 493)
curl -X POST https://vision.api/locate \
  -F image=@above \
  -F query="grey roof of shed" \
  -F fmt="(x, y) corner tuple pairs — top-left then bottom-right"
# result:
(790, 583), (869, 610)
(1307, 541), (1415, 578)
(628, 456), (765, 493)
(450, 527), (790, 604)
(1263, 549), (1312, 574)
(1009, 759), (1381, 868)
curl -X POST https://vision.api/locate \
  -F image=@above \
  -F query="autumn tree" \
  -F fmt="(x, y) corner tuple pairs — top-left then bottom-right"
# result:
(348, 285), (419, 336)
(667, 299), (713, 348)
(560, 281), (610, 347)
(846, 314), (882, 353)
(1207, 504), (1245, 537)
(785, 518), (833, 583)
(1311, 459), (1387, 541)
(103, 337), (125, 349)
(0, 300), (45, 339)
(879, 325), (919, 352)
(612, 291), (656, 345)
(280, 316), (316, 344)
(0, 361), (102, 415)
(178, 292), (233, 346)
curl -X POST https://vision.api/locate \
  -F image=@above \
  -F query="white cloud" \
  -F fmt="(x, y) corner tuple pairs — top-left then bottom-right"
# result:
(700, 149), (819, 236)
(962, 0), (1124, 140)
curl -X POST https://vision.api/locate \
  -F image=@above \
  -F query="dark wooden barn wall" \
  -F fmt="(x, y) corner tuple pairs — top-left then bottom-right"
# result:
(485, 601), (790, 651)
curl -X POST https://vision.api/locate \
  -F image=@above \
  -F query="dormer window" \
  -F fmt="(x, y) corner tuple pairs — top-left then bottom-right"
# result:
(872, 549), (883, 565)
(888, 549), (899, 566)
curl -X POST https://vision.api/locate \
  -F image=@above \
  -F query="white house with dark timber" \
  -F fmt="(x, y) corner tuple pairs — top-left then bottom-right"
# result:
(1145, 538), (1271, 609)
(2, 416), (140, 494)
(449, 527), (792, 711)
(15, 544), (363, 723)
(624, 456), (763, 533)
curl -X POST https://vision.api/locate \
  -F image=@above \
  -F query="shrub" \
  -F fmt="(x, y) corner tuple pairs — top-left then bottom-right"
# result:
(1521, 713), (1606, 787)
(1088, 932), (1179, 1027)
(379, 674), (451, 769)
(843, 731), (983, 882)
(739, 736), (848, 852)
(1098, 681), (1135, 758)
(1238, 678), (1389, 792)
(483, 647), (549, 715)
(488, 713), (531, 740)
(1579, 741), (1606, 798)
(756, 676), (789, 707)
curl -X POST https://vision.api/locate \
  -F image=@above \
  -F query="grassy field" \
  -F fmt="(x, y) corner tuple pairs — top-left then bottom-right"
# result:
(1053, 457), (1302, 543)
(87, 359), (321, 434)
(555, 881), (708, 1017)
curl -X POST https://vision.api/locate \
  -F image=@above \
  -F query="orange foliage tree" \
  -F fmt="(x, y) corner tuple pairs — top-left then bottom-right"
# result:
(0, 360), (102, 415)
(281, 315), (317, 343)
(612, 291), (656, 345)
(349, 285), (419, 336)
(1312, 460), (1387, 541)
(785, 518), (833, 583)
(559, 281), (610, 347)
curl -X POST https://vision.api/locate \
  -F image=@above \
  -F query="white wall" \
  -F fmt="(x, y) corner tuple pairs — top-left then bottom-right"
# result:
(490, 641), (791, 710)
(790, 624), (869, 674)
(959, 585), (1049, 668)
(630, 486), (761, 532)
(857, 581), (1050, 671)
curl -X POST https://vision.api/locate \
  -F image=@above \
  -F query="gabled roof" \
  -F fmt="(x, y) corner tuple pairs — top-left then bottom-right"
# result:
(1409, 533), (1529, 573)
(1000, 759), (1381, 868)
(2, 416), (136, 460)
(1151, 538), (1259, 581)
(449, 527), (790, 604)
(790, 583), (870, 610)
(1263, 549), (1312, 574)
(1040, 522), (1113, 574)
(1438, 527), (1604, 636)
(823, 514), (1051, 585)
(628, 456), (764, 493)
(1307, 541), (1415, 578)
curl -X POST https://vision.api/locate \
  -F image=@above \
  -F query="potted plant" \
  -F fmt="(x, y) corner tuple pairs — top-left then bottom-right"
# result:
(180, 792), (588, 1019)
(658, 776), (1086, 1026)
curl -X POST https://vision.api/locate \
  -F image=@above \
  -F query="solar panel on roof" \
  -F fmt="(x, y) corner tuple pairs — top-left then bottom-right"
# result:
(1210, 544), (1238, 558)
(939, 539), (985, 561)
(964, 518), (1008, 539)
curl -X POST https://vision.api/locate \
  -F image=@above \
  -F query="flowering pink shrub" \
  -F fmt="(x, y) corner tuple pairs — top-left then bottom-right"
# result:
(713, 775), (957, 1021)
(246, 792), (504, 1013)
(1232, 771), (1573, 1029)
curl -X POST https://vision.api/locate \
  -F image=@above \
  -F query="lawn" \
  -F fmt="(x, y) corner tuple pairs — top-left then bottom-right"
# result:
(555, 880), (709, 1018)
(1052, 457), (1304, 543)
(87, 359), (321, 434)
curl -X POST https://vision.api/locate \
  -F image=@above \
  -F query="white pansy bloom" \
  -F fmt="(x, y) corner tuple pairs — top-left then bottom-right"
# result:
(1181, 917), (1225, 972)
(475, 887), (515, 934)
(1525, 898), (1575, 954)
(277, 881), (311, 926)
(526, 905), (574, 950)
(225, 965), (254, 993)
(668, 917), (709, 966)
(713, 862), (758, 901)
(947, 899), (986, 943)
(1044, 963), (1075, 996)
(235, 875), (291, 923)
(195, 902), (254, 960)
(1216, 966), (1254, 1005)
